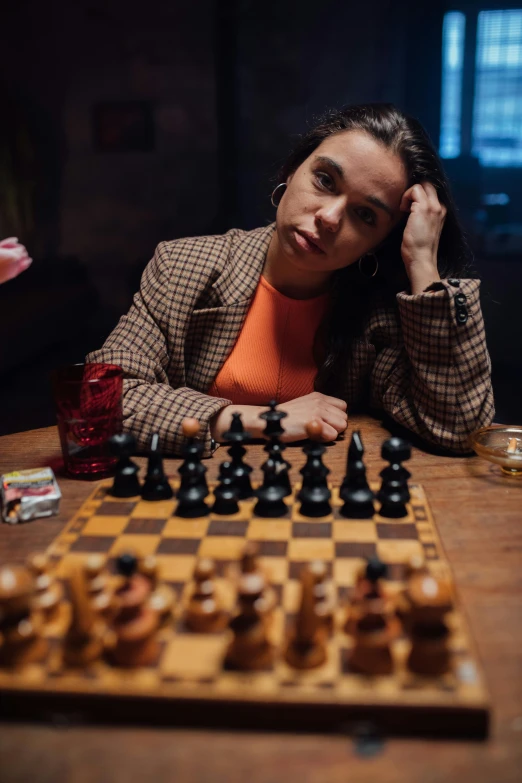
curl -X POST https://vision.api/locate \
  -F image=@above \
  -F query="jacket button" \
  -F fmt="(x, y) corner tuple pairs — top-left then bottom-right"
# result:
(454, 293), (467, 305)
(448, 278), (460, 287)
(456, 307), (468, 324)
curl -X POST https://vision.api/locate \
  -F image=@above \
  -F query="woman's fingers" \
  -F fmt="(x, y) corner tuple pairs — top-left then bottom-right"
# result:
(320, 421), (340, 441)
(322, 404), (348, 432)
(318, 393), (347, 411)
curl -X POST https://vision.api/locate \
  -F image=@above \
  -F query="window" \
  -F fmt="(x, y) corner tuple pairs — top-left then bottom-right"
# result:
(440, 8), (522, 167)
(440, 12), (466, 158)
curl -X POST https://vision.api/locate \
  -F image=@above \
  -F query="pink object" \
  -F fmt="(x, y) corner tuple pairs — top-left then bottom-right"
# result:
(0, 238), (33, 284)
(51, 363), (123, 478)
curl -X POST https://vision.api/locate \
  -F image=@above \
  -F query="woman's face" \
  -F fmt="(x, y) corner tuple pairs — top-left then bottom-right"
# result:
(275, 130), (409, 274)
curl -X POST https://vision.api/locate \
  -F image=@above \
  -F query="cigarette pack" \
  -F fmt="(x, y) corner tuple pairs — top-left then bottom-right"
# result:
(1, 467), (61, 524)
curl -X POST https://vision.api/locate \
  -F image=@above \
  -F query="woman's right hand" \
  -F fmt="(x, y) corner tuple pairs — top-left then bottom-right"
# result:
(210, 392), (348, 443)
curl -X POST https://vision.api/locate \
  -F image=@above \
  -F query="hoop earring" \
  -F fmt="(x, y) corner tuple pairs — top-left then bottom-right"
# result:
(271, 182), (287, 207)
(358, 254), (379, 278)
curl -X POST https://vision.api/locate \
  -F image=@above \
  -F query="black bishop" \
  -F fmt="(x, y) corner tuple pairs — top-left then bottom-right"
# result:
(339, 430), (375, 518)
(141, 433), (173, 501)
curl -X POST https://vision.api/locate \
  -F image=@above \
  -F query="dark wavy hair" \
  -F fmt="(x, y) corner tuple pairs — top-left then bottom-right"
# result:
(276, 103), (473, 398)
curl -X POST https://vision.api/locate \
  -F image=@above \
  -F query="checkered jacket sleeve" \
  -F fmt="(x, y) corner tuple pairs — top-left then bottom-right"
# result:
(367, 278), (494, 453)
(86, 242), (232, 457)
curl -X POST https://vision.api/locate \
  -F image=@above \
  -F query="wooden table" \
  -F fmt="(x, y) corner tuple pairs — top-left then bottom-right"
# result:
(1, 417), (521, 783)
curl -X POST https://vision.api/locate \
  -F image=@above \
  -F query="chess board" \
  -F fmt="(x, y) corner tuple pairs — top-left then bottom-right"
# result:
(0, 479), (490, 738)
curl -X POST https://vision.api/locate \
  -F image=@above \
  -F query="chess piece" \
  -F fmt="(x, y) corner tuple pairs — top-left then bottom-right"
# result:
(109, 433), (141, 498)
(139, 555), (176, 623)
(211, 461), (240, 515)
(0, 565), (48, 666)
(339, 430), (375, 518)
(297, 420), (332, 518)
(309, 560), (335, 637)
(239, 543), (277, 621)
(63, 567), (105, 667)
(27, 552), (63, 622)
(377, 437), (411, 518)
(225, 572), (274, 670)
(285, 568), (327, 669)
(345, 557), (388, 633)
(396, 555), (429, 621)
(174, 419), (210, 518)
(354, 557), (387, 602)
(347, 593), (399, 676)
(185, 559), (226, 632)
(405, 572), (453, 676)
(110, 553), (160, 667)
(83, 555), (113, 618)
(259, 400), (292, 497)
(222, 412), (254, 499)
(141, 433), (173, 501)
(253, 457), (288, 518)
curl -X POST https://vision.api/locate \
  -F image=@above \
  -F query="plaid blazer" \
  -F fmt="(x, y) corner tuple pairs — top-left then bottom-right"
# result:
(87, 224), (494, 457)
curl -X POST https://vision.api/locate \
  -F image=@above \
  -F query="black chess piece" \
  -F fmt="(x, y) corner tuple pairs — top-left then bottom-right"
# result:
(254, 457), (288, 518)
(211, 461), (240, 515)
(377, 437), (411, 518)
(259, 400), (291, 497)
(365, 556), (388, 586)
(109, 433), (141, 497)
(222, 413), (254, 499)
(141, 433), (174, 501)
(174, 419), (209, 518)
(339, 431), (375, 518)
(116, 552), (138, 578)
(297, 421), (332, 518)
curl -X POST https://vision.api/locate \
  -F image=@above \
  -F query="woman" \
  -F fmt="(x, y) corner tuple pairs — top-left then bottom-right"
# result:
(87, 104), (494, 456)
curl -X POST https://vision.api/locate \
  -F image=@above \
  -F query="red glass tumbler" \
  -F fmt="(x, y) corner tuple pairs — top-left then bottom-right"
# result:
(51, 363), (123, 478)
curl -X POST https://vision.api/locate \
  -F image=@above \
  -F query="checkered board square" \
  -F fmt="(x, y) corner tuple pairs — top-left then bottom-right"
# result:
(0, 480), (490, 738)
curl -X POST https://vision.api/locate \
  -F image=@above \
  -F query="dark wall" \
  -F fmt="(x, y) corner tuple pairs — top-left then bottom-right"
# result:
(1, 0), (218, 314)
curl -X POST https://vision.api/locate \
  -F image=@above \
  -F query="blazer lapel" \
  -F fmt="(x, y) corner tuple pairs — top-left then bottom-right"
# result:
(185, 224), (275, 392)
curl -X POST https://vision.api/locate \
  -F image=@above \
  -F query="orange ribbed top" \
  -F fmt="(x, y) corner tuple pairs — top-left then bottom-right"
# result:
(208, 275), (330, 405)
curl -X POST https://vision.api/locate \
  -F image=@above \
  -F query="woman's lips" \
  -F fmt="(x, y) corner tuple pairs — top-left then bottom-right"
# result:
(294, 230), (324, 254)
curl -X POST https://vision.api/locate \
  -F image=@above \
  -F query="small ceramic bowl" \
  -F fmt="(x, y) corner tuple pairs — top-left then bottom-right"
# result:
(470, 425), (522, 476)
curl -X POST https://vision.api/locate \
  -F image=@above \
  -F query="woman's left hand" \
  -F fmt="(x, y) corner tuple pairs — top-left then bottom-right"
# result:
(400, 181), (447, 295)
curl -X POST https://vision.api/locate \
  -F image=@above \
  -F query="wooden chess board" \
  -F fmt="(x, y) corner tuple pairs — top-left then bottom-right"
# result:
(0, 480), (490, 738)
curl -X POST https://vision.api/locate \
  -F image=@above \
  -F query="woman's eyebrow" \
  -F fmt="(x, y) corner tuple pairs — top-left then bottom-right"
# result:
(314, 155), (394, 222)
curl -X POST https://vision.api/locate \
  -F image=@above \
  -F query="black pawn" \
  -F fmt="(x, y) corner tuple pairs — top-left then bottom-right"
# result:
(366, 556), (388, 583)
(174, 422), (209, 518)
(339, 431), (375, 518)
(222, 413), (254, 499)
(175, 462), (210, 518)
(109, 433), (141, 498)
(212, 461), (240, 515)
(377, 437), (411, 518)
(254, 458), (288, 518)
(297, 425), (332, 518)
(116, 552), (138, 579)
(141, 433), (173, 501)
(260, 400), (291, 497)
